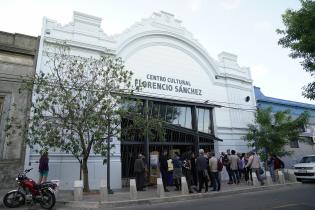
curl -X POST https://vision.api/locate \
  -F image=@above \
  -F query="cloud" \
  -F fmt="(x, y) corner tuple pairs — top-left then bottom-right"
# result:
(251, 65), (269, 79)
(188, 0), (202, 12)
(220, 0), (241, 10)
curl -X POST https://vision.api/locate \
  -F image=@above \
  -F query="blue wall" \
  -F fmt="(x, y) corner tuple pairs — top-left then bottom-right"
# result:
(254, 87), (315, 167)
(254, 87), (315, 124)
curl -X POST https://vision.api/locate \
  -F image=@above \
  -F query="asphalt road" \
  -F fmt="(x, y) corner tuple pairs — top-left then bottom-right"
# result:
(117, 182), (315, 210)
(1, 183), (314, 210)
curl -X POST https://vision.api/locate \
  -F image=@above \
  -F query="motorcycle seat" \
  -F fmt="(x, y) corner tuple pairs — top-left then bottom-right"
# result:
(37, 181), (55, 189)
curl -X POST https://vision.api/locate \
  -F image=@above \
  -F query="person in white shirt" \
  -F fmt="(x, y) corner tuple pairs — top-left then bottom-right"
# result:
(229, 150), (240, 184)
(245, 151), (264, 185)
(209, 152), (221, 191)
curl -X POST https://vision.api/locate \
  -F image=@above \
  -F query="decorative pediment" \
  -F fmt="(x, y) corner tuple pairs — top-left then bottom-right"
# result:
(115, 11), (195, 41)
(44, 11), (114, 44)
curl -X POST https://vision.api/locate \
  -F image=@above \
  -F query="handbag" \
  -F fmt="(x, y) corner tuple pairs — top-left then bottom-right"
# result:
(259, 168), (264, 175)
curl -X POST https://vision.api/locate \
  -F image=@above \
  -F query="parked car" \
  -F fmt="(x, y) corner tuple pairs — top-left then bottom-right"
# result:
(294, 155), (315, 182)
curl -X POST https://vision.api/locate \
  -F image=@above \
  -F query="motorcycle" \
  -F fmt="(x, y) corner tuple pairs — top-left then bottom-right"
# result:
(3, 168), (57, 209)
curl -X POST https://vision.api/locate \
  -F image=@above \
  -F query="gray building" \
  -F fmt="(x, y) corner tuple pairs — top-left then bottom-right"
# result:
(0, 31), (39, 188)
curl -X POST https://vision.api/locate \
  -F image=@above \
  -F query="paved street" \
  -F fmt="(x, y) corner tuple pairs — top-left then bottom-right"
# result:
(1, 183), (314, 210)
(116, 183), (315, 210)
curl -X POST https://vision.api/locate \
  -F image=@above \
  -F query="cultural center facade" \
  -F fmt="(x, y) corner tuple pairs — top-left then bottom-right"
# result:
(25, 11), (256, 189)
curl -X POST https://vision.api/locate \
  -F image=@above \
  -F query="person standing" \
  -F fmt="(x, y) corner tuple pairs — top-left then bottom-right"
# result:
(274, 155), (285, 183)
(267, 154), (276, 183)
(182, 151), (193, 193)
(244, 153), (252, 184)
(172, 152), (182, 191)
(223, 150), (233, 184)
(209, 152), (221, 191)
(246, 152), (264, 185)
(206, 152), (212, 187)
(38, 150), (49, 184)
(196, 149), (208, 193)
(134, 154), (146, 191)
(167, 156), (174, 186)
(190, 153), (197, 186)
(238, 153), (245, 180)
(229, 150), (240, 184)
(159, 150), (169, 192)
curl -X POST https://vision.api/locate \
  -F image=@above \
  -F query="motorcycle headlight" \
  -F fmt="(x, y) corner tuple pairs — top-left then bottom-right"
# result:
(16, 178), (18, 181)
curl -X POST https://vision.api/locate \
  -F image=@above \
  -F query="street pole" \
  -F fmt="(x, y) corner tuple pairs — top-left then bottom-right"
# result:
(107, 118), (113, 194)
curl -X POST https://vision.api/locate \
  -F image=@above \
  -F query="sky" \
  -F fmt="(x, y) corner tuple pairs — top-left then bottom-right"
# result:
(1, 0), (314, 104)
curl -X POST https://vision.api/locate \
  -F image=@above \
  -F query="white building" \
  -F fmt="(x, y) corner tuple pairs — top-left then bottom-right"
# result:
(25, 11), (256, 190)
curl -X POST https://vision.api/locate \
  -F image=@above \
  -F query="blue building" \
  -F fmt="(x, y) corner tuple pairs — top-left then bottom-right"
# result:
(254, 87), (315, 167)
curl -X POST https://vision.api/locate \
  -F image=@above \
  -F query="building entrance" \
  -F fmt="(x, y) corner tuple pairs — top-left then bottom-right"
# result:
(121, 128), (214, 179)
(120, 97), (218, 181)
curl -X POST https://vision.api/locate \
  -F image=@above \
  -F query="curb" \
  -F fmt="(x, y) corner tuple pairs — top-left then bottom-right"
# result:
(58, 182), (301, 209)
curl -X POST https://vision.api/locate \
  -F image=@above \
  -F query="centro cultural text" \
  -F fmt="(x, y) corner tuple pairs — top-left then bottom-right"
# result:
(134, 74), (202, 96)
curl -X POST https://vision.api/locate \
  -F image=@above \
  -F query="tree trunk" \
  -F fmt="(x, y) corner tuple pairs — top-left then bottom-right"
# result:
(79, 160), (82, 180)
(82, 158), (90, 192)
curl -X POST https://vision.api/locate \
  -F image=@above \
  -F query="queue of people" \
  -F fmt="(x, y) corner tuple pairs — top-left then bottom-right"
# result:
(133, 149), (221, 193)
(267, 154), (285, 183)
(221, 149), (266, 186)
(133, 149), (285, 193)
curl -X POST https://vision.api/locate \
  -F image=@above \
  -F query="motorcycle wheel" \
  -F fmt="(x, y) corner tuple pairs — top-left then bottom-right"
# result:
(3, 191), (25, 208)
(39, 190), (56, 209)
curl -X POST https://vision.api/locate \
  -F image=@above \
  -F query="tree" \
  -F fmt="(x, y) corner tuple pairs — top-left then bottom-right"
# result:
(277, 0), (315, 100)
(243, 107), (309, 160)
(7, 44), (165, 192)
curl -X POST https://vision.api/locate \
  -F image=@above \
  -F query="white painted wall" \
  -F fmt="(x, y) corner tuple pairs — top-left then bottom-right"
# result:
(27, 11), (256, 189)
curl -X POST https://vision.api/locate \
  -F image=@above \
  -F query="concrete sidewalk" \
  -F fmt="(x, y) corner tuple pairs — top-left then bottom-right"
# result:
(55, 180), (300, 209)
(0, 180), (300, 209)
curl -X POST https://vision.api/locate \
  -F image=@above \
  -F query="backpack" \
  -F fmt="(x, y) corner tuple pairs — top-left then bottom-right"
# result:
(217, 159), (223, 172)
(238, 158), (245, 170)
(223, 155), (230, 166)
(172, 157), (182, 169)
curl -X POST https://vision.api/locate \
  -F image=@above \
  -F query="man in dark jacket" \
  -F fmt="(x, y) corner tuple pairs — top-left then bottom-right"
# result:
(134, 154), (146, 191)
(196, 149), (208, 193)
(172, 152), (182, 191)
(182, 150), (193, 193)
(190, 153), (197, 186)
(159, 150), (169, 192)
